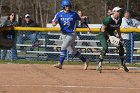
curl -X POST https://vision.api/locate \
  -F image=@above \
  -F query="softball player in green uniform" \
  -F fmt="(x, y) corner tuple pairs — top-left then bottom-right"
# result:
(97, 7), (129, 73)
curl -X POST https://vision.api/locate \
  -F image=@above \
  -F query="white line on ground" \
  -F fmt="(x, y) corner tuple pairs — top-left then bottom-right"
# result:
(128, 67), (140, 70)
(0, 85), (140, 90)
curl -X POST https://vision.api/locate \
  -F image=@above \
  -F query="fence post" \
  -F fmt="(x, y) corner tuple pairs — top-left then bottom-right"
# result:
(130, 32), (134, 64)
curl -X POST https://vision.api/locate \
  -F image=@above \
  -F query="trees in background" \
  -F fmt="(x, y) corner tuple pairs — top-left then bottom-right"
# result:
(0, 0), (139, 25)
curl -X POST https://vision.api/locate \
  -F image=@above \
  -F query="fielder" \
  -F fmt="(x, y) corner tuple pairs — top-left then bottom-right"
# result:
(52, 0), (90, 70)
(97, 7), (129, 73)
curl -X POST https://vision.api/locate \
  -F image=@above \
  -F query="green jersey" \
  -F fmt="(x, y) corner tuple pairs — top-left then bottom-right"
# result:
(101, 16), (122, 36)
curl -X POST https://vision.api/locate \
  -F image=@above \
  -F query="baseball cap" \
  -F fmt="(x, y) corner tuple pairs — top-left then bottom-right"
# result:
(25, 14), (30, 18)
(112, 7), (122, 12)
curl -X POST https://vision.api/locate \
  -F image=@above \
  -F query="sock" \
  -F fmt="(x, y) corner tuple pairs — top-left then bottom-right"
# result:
(74, 51), (80, 57)
(121, 58), (124, 65)
(99, 50), (106, 63)
(99, 54), (103, 62)
(74, 51), (86, 62)
(59, 50), (67, 65)
(99, 58), (103, 62)
(80, 55), (86, 62)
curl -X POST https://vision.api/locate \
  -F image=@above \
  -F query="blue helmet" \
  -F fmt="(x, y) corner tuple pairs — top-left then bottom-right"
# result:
(61, 0), (72, 9)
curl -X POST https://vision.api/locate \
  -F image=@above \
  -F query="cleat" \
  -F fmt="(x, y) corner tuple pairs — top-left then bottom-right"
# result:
(122, 64), (129, 72)
(84, 59), (89, 70)
(54, 63), (62, 69)
(96, 62), (102, 73)
(119, 62), (129, 72)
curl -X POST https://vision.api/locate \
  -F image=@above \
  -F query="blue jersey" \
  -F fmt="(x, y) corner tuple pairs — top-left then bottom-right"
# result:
(52, 10), (81, 33)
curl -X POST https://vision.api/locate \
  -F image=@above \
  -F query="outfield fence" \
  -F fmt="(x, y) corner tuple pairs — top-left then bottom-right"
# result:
(0, 26), (140, 63)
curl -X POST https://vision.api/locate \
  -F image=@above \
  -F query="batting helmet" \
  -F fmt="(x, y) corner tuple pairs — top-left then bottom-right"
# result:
(61, 0), (72, 9)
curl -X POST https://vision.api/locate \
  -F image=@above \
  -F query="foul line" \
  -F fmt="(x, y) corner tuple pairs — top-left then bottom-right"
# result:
(0, 85), (140, 90)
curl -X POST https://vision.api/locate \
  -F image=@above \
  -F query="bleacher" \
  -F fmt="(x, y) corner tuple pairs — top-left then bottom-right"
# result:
(15, 31), (123, 62)
(2, 24), (139, 62)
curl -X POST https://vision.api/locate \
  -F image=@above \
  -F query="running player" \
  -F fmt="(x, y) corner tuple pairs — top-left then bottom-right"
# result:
(97, 7), (129, 73)
(52, 0), (90, 70)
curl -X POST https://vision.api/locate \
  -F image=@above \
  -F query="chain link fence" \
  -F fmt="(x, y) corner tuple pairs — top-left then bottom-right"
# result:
(0, 0), (140, 63)
(1, 29), (140, 63)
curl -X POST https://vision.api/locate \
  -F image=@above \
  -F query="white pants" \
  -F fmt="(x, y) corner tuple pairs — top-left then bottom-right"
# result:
(61, 32), (77, 54)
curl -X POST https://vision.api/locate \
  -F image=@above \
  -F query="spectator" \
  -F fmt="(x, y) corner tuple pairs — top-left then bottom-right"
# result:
(132, 18), (140, 28)
(1, 12), (18, 61)
(132, 18), (140, 40)
(76, 11), (90, 40)
(17, 14), (39, 51)
(76, 11), (90, 28)
(107, 9), (113, 16)
(121, 10), (136, 62)
(121, 10), (134, 28)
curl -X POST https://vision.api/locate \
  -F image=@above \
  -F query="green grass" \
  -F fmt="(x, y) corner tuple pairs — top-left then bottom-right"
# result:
(0, 60), (140, 67)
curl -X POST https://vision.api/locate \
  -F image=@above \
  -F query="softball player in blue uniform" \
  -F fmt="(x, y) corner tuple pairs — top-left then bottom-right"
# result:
(52, 0), (89, 70)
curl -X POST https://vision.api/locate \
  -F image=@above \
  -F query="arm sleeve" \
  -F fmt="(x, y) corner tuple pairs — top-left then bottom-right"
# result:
(52, 12), (60, 22)
(102, 18), (110, 26)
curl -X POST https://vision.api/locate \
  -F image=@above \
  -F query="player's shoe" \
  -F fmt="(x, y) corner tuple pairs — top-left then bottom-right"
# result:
(84, 59), (89, 70)
(54, 63), (62, 69)
(121, 63), (129, 72)
(118, 62), (129, 72)
(96, 61), (102, 73)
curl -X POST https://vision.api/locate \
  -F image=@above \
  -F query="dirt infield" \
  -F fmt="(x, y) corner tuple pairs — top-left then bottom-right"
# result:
(0, 64), (140, 93)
